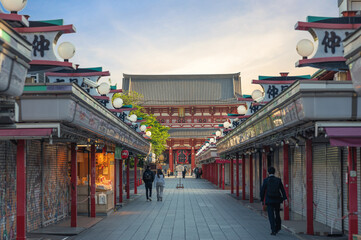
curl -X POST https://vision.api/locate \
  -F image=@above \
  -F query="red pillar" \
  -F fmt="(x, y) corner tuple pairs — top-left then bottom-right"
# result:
(16, 140), (26, 240)
(231, 157), (234, 194)
(71, 143), (77, 227)
(222, 163), (225, 190)
(169, 148), (173, 174)
(126, 158), (130, 199)
(242, 154), (246, 200)
(214, 163), (217, 184)
(348, 147), (358, 240)
(236, 153), (240, 197)
(283, 144), (289, 220)
(119, 159), (123, 203)
(90, 145), (96, 217)
(134, 157), (138, 194)
(306, 139), (314, 235)
(249, 154), (253, 203)
(191, 147), (195, 170)
(219, 163), (221, 188)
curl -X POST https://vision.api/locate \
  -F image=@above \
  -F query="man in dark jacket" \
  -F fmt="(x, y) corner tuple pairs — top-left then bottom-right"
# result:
(260, 167), (287, 235)
(143, 165), (155, 201)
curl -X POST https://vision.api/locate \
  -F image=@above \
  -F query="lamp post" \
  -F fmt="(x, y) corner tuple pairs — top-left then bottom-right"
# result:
(296, 39), (314, 59)
(57, 42), (76, 62)
(0, 0), (27, 14)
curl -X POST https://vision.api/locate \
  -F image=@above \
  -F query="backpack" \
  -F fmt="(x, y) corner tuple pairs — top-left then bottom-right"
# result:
(144, 171), (152, 181)
(267, 177), (281, 198)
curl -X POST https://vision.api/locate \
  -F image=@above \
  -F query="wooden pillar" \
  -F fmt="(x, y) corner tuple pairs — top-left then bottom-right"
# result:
(119, 159), (123, 203)
(306, 139), (314, 235)
(126, 158), (130, 199)
(236, 153), (240, 197)
(90, 144), (96, 217)
(283, 144), (289, 220)
(348, 147), (358, 240)
(191, 147), (195, 170)
(222, 163), (225, 190)
(134, 156), (138, 194)
(231, 156), (234, 194)
(249, 154), (253, 203)
(169, 147), (174, 174)
(71, 143), (77, 227)
(16, 140), (26, 240)
(242, 154), (246, 200)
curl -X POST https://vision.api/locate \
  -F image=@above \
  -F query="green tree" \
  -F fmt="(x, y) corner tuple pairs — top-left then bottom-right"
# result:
(112, 91), (144, 106)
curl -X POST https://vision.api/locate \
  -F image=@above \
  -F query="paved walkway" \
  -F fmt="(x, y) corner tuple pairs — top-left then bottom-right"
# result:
(72, 177), (299, 240)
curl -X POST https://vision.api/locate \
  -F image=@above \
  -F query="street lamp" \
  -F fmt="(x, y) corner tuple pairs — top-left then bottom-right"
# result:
(128, 114), (137, 123)
(223, 121), (231, 129)
(140, 125), (147, 132)
(251, 89), (264, 103)
(112, 97), (123, 108)
(216, 130), (222, 137)
(57, 42), (76, 62)
(296, 39), (314, 59)
(97, 82), (110, 95)
(237, 105), (247, 115)
(0, 0), (27, 14)
(146, 131), (152, 137)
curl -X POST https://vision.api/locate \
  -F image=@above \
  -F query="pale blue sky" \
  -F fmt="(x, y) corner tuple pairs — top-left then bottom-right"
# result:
(3, 1), (339, 93)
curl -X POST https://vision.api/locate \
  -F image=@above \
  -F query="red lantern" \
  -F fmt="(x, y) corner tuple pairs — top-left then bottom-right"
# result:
(121, 150), (129, 159)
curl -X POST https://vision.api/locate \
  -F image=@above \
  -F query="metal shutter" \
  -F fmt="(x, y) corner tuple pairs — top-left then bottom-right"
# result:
(342, 147), (349, 231)
(290, 145), (306, 218)
(313, 144), (327, 225)
(326, 145), (342, 231)
(253, 153), (260, 199)
(245, 156), (250, 197)
(26, 140), (42, 231)
(0, 141), (17, 240)
(56, 144), (69, 221)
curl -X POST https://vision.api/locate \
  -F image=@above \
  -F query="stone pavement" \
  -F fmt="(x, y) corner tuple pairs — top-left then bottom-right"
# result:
(72, 177), (299, 240)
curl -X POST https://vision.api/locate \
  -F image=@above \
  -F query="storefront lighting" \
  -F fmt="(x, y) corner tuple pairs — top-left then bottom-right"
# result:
(237, 105), (247, 115)
(128, 114), (137, 123)
(209, 138), (215, 143)
(112, 97), (123, 108)
(57, 42), (76, 61)
(97, 82), (110, 95)
(145, 131), (151, 137)
(216, 130), (222, 137)
(223, 121), (231, 129)
(0, 0), (27, 13)
(296, 39), (314, 59)
(251, 89), (264, 103)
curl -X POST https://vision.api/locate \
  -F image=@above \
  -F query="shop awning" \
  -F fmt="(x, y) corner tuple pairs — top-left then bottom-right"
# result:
(0, 128), (53, 139)
(325, 127), (361, 147)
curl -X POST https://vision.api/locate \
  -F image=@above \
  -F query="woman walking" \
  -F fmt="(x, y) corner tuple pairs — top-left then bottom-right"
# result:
(154, 169), (165, 201)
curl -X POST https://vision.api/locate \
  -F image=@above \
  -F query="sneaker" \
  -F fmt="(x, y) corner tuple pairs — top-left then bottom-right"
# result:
(149, 197), (152, 201)
(146, 199), (150, 202)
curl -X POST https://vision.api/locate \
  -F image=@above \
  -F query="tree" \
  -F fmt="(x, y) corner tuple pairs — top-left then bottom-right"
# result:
(112, 91), (144, 106)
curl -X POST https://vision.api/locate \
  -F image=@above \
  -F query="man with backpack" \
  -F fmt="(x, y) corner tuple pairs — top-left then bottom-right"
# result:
(260, 167), (287, 236)
(143, 165), (155, 201)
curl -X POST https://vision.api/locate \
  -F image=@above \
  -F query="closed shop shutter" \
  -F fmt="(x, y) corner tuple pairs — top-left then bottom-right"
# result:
(253, 153), (260, 199)
(290, 145), (306, 218)
(278, 147), (284, 181)
(0, 141), (17, 240)
(245, 155), (250, 197)
(43, 143), (69, 226)
(342, 147), (349, 231)
(326, 145), (342, 231)
(313, 144), (327, 225)
(26, 140), (42, 231)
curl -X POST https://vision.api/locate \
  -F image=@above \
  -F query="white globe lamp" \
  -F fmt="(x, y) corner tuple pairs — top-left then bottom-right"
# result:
(209, 138), (215, 143)
(0, 0), (27, 13)
(237, 105), (247, 115)
(140, 125), (147, 132)
(223, 121), (231, 129)
(205, 143), (209, 147)
(146, 131), (151, 137)
(97, 82), (110, 95)
(296, 39), (314, 58)
(216, 130), (222, 137)
(252, 89), (264, 103)
(58, 42), (76, 61)
(129, 114), (137, 122)
(112, 98), (123, 108)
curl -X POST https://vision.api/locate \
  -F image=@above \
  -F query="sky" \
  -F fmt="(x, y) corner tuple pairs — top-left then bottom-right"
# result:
(4, 0), (339, 94)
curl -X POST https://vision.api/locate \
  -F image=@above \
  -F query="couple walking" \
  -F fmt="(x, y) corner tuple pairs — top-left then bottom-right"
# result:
(142, 166), (165, 202)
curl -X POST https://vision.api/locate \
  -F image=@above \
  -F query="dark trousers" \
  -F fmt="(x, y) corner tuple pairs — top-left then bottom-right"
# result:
(267, 203), (281, 233)
(145, 182), (152, 199)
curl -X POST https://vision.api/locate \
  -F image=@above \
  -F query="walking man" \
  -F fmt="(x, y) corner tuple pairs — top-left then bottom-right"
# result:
(143, 165), (155, 201)
(260, 167), (287, 236)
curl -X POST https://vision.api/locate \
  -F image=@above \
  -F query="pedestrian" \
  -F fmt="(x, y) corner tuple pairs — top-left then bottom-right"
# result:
(182, 168), (186, 178)
(143, 165), (155, 201)
(154, 169), (165, 201)
(167, 168), (170, 177)
(260, 166), (287, 236)
(198, 168), (202, 178)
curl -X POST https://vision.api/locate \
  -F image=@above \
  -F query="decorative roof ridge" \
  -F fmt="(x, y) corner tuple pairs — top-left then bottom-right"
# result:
(123, 73), (240, 79)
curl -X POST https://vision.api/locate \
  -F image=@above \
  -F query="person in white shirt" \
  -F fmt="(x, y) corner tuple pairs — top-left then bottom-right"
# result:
(154, 169), (165, 201)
